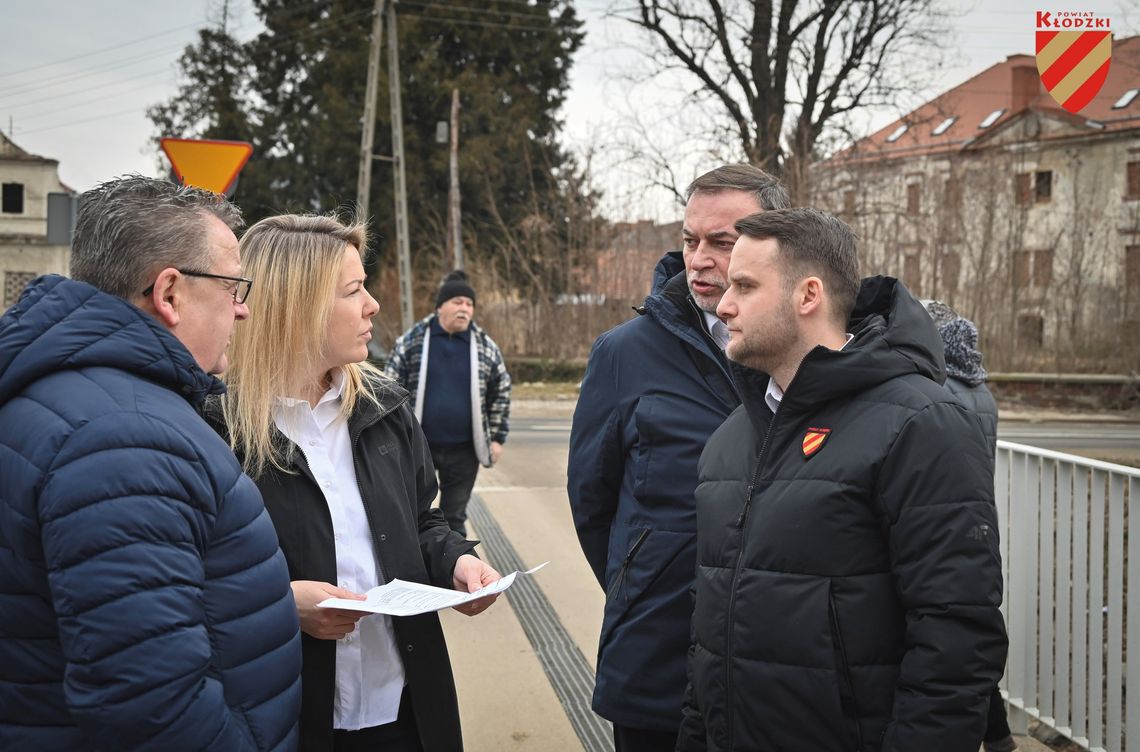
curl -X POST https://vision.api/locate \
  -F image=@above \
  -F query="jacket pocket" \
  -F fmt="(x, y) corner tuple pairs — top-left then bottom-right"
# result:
(829, 581), (866, 752)
(607, 527), (650, 600)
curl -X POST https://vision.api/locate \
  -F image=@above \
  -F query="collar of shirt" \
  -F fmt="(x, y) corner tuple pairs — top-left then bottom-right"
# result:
(702, 310), (729, 351)
(764, 333), (855, 413)
(431, 317), (471, 341)
(275, 369), (347, 432)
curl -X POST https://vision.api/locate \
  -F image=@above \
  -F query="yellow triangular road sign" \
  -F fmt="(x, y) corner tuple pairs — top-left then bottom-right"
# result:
(160, 138), (253, 194)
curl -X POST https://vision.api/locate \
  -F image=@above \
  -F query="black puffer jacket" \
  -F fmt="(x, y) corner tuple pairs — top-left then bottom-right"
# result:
(678, 277), (1007, 752)
(209, 383), (475, 752)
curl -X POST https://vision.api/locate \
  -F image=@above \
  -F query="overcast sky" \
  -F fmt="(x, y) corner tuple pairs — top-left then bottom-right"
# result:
(2, 0), (1135, 221)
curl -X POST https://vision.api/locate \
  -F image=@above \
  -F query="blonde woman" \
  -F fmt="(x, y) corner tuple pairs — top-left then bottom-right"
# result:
(214, 214), (500, 752)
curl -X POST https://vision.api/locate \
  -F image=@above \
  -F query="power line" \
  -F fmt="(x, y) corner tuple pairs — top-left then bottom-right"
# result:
(0, 21), (204, 80)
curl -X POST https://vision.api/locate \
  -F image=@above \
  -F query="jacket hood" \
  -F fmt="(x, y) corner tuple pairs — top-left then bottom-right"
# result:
(650, 251), (685, 296)
(733, 276), (946, 420)
(0, 275), (222, 406)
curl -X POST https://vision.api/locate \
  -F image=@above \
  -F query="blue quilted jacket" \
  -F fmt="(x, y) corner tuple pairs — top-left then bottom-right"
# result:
(0, 276), (301, 751)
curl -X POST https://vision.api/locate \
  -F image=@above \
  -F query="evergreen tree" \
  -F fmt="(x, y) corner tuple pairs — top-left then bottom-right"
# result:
(150, 0), (590, 306)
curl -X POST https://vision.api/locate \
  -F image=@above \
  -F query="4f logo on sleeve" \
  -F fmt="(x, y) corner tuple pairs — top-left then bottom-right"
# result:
(802, 427), (831, 458)
(1035, 11), (1113, 114)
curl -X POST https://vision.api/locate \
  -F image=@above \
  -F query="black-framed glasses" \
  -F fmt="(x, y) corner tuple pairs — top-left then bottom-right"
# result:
(142, 269), (253, 304)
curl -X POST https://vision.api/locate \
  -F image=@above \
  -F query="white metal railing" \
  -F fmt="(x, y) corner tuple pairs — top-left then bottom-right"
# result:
(996, 440), (1140, 752)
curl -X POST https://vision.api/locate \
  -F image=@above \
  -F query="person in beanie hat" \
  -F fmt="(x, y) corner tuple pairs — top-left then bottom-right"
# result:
(385, 270), (511, 536)
(923, 300), (1015, 752)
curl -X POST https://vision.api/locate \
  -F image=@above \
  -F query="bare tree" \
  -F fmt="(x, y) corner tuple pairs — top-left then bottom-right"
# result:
(614, 0), (947, 201)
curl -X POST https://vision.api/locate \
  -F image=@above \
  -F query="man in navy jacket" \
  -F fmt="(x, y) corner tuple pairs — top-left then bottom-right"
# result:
(568, 164), (789, 750)
(0, 176), (302, 750)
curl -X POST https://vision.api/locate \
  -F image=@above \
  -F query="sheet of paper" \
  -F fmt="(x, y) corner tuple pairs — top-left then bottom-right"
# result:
(318, 561), (549, 617)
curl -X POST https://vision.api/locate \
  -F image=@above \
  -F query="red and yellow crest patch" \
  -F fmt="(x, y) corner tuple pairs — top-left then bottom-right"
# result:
(802, 427), (831, 458)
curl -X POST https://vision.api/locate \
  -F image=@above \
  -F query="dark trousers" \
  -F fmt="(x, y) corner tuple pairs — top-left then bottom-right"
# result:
(331, 689), (423, 752)
(429, 442), (480, 537)
(613, 723), (678, 752)
(984, 685), (1013, 741)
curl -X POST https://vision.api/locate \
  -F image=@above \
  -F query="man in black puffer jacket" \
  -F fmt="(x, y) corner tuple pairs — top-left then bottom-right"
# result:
(677, 209), (1007, 752)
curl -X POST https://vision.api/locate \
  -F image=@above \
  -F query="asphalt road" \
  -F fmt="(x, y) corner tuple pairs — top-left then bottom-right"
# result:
(513, 414), (1140, 452)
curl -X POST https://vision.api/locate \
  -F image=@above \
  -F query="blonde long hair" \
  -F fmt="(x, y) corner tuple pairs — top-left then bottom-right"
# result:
(222, 213), (384, 478)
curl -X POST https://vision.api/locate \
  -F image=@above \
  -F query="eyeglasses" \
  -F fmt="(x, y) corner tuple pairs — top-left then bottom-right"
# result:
(142, 269), (253, 304)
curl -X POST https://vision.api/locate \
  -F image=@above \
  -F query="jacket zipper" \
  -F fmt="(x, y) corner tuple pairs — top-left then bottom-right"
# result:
(724, 352), (812, 750)
(828, 585), (865, 751)
(724, 401), (778, 751)
(606, 528), (651, 601)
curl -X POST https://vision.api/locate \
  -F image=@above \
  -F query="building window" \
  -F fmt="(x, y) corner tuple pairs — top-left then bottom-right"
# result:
(944, 177), (962, 212)
(940, 252), (961, 294)
(1015, 171), (1052, 205)
(842, 189), (856, 219)
(886, 124), (908, 143)
(932, 116), (957, 136)
(1014, 249), (1054, 288)
(1127, 245), (1140, 294)
(906, 183), (921, 215)
(4, 271), (37, 308)
(1017, 313), (1044, 348)
(1127, 162), (1140, 200)
(2, 183), (24, 214)
(902, 246), (922, 295)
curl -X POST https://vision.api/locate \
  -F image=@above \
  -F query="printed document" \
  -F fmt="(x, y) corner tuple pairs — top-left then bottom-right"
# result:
(318, 562), (549, 617)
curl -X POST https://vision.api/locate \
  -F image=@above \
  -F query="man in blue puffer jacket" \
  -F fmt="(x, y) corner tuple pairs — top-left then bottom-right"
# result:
(0, 176), (301, 751)
(568, 164), (789, 750)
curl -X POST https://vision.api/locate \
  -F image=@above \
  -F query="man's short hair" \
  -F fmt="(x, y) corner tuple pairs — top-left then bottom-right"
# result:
(685, 164), (791, 211)
(734, 208), (860, 325)
(70, 175), (244, 300)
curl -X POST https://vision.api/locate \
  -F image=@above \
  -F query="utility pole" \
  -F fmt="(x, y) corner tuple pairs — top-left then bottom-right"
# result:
(355, 0), (386, 215)
(446, 88), (463, 270)
(387, 0), (415, 331)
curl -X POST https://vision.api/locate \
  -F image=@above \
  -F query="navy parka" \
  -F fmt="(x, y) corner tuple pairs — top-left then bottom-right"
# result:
(568, 253), (740, 731)
(0, 276), (302, 751)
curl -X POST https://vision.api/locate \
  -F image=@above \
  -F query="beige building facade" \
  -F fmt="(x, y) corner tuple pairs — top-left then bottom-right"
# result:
(815, 37), (1140, 371)
(1, 132), (72, 309)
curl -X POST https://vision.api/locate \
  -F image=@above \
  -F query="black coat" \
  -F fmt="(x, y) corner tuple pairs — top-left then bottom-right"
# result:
(211, 383), (476, 752)
(677, 277), (1008, 752)
(568, 253), (740, 730)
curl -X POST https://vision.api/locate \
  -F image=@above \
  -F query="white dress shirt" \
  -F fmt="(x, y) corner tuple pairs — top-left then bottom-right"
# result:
(702, 310), (730, 351)
(274, 371), (405, 730)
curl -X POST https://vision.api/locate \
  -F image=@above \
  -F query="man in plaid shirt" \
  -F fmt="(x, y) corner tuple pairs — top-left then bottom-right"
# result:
(385, 270), (511, 536)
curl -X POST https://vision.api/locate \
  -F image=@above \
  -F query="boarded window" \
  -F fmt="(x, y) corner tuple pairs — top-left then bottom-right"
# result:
(1, 183), (24, 214)
(1127, 245), (1140, 293)
(843, 189), (856, 218)
(944, 178), (962, 212)
(1127, 162), (1140, 200)
(1013, 250), (1031, 286)
(1014, 250), (1052, 288)
(1017, 314), (1044, 348)
(1034, 249), (1053, 286)
(4, 271), (37, 308)
(940, 252), (961, 293)
(1015, 173), (1032, 205)
(906, 183), (921, 215)
(902, 249), (921, 295)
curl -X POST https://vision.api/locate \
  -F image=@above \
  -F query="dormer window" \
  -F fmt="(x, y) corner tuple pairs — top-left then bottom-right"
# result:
(932, 117), (957, 136)
(1113, 89), (1138, 109)
(979, 109), (1005, 128)
(886, 124), (908, 143)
